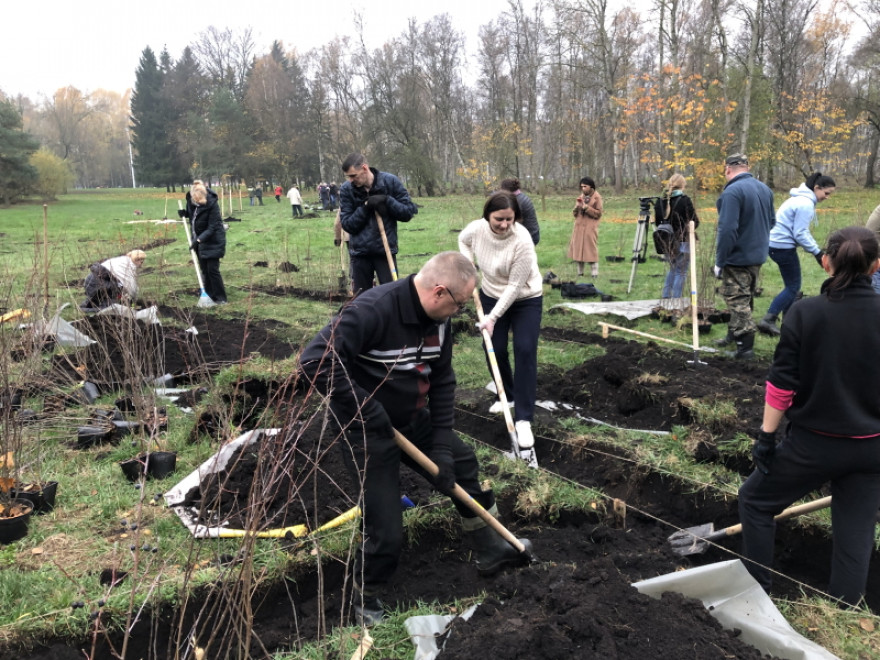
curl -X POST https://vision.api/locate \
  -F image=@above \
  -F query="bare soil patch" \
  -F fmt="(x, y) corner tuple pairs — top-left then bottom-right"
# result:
(6, 310), (873, 659)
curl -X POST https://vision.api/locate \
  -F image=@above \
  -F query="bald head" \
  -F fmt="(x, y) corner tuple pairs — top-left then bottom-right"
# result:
(414, 252), (477, 321)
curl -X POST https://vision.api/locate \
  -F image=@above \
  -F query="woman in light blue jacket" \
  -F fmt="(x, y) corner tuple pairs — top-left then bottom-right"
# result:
(757, 173), (835, 336)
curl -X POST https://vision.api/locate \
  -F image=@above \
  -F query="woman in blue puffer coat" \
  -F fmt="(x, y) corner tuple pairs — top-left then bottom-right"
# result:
(756, 172), (835, 336)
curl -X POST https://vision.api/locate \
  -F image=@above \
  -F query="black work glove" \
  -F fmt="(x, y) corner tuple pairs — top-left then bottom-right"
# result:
(334, 239), (342, 247)
(751, 429), (777, 475)
(177, 209), (186, 218)
(365, 194), (387, 213)
(814, 251), (825, 266)
(429, 429), (457, 496)
(190, 241), (199, 252)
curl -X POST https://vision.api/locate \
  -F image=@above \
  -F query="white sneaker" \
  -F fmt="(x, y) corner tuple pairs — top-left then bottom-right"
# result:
(515, 420), (534, 449)
(488, 400), (515, 414)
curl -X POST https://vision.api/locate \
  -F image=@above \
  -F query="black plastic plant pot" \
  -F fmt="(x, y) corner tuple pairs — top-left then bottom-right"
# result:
(11, 481), (58, 514)
(111, 420), (141, 439)
(77, 425), (113, 448)
(605, 255), (626, 262)
(147, 452), (177, 479)
(119, 455), (147, 481)
(82, 381), (100, 404)
(0, 499), (34, 544)
(119, 452), (177, 481)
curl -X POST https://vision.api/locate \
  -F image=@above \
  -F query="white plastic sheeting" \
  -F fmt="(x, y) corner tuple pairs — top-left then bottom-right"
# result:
(633, 560), (839, 660)
(553, 298), (666, 321)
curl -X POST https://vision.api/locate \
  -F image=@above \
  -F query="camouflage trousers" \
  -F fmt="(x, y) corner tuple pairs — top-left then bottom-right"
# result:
(719, 265), (761, 337)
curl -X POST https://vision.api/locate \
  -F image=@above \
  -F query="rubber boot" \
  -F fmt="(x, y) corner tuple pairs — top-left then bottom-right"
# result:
(715, 328), (735, 347)
(734, 332), (755, 360)
(756, 313), (781, 337)
(466, 522), (533, 576)
(354, 589), (385, 626)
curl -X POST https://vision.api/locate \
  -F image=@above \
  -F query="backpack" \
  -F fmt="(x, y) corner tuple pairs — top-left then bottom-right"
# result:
(560, 282), (600, 299)
(652, 222), (678, 255)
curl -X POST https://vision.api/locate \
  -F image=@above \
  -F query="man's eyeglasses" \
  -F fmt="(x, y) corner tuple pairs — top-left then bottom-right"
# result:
(439, 285), (466, 312)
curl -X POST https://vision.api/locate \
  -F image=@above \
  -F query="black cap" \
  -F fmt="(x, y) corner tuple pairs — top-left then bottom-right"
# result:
(725, 153), (748, 166)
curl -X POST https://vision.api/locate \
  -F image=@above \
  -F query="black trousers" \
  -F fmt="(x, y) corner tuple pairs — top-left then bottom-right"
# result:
(349, 254), (397, 295)
(738, 424), (880, 605)
(479, 291), (542, 422)
(199, 257), (227, 303)
(340, 408), (491, 590)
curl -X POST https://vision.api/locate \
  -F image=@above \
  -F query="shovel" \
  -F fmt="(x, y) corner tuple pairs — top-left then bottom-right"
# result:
(180, 201), (215, 309)
(216, 505), (360, 540)
(471, 291), (538, 468)
(375, 211), (398, 282)
(393, 429), (537, 565)
(668, 495), (831, 557)
(336, 209), (348, 294)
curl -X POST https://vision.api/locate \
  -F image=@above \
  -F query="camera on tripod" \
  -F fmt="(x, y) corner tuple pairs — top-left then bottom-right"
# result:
(627, 197), (661, 292)
(639, 196), (660, 212)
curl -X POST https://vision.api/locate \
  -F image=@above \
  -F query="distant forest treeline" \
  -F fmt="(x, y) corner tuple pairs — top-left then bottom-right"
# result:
(4, 0), (880, 195)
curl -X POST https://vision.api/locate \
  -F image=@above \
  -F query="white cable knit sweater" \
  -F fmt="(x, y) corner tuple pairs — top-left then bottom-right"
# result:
(458, 219), (542, 322)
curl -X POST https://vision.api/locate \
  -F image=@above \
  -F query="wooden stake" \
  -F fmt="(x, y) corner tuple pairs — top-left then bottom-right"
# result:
(43, 204), (49, 310)
(687, 220), (706, 365)
(598, 322), (717, 353)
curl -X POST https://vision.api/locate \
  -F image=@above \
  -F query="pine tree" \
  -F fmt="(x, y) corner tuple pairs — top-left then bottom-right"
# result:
(130, 47), (167, 187)
(0, 99), (39, 205)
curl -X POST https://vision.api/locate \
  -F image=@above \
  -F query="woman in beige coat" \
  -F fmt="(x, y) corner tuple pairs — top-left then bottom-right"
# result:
(568, 176), (603, 277)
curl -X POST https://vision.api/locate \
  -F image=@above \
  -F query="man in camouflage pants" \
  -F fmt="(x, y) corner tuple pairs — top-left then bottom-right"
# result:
(714, 154), (775, 359)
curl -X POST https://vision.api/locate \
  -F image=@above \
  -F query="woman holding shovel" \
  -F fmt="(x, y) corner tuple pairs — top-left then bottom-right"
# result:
(182, 181), (227, 305)
(739, 225), (880, 607)
(459, 191), (542, 449)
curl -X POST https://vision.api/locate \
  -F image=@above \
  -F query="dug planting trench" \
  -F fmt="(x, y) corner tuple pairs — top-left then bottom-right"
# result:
(4, 304), (876, 659)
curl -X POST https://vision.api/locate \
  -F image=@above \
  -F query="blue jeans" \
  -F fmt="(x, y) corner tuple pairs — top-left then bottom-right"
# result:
(662, 242), (689, 298)
(767, 248), (801, 317)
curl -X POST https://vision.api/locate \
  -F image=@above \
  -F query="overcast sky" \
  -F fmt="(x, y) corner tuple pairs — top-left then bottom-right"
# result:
(0, 0), (536, 100)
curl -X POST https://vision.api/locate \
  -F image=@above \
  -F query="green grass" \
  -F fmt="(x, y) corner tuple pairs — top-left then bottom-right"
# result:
(0, 187), (878, 657)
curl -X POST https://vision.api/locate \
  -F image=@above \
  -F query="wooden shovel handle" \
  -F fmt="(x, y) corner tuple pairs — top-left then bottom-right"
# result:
(472, 291), (517, 437)
(720, 495), (833, 538)
(393, 429), (526, 553)
(374, 212), (398, 281)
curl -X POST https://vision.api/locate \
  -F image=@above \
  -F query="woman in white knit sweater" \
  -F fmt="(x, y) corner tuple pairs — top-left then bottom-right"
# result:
(458, 191), (543, 448)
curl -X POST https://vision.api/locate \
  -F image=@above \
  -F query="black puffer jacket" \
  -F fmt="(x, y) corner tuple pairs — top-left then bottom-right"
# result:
(339, 168), (418, 257)
(655, 192), (699, 243)
(184, 188), (226, 259)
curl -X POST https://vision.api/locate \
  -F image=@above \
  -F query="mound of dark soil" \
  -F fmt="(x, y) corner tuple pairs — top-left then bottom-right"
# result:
(441, 558), (768, 659)
(541, 327), (766, 441)
(50, 313), (296, 387)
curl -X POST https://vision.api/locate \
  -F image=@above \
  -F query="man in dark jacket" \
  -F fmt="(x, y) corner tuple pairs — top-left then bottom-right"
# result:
(714, 154), (775, 359)
(500, 177), (539, 245)
(298, 251), (531, 625)
(339, 153), (418, 293)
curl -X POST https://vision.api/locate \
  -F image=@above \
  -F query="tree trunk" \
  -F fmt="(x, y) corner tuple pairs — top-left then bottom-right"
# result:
(865, 129), (879, 188)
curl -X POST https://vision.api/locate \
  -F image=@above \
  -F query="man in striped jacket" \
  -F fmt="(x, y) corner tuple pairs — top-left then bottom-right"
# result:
(298, 251), (531, 625)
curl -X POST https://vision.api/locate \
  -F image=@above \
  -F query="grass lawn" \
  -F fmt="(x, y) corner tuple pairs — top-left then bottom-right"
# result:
(0, 185), (877, 658)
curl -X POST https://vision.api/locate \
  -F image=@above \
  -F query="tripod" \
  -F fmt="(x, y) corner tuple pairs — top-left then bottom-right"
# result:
(627, 197), (656, 293)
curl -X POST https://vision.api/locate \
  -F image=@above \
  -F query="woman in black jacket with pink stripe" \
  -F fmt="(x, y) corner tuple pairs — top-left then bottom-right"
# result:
(739, 226), (880, 607)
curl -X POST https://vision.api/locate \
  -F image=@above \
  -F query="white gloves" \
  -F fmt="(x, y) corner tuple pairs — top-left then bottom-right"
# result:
(713, 265), (722, 279)
(475, 318), (496, 336)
